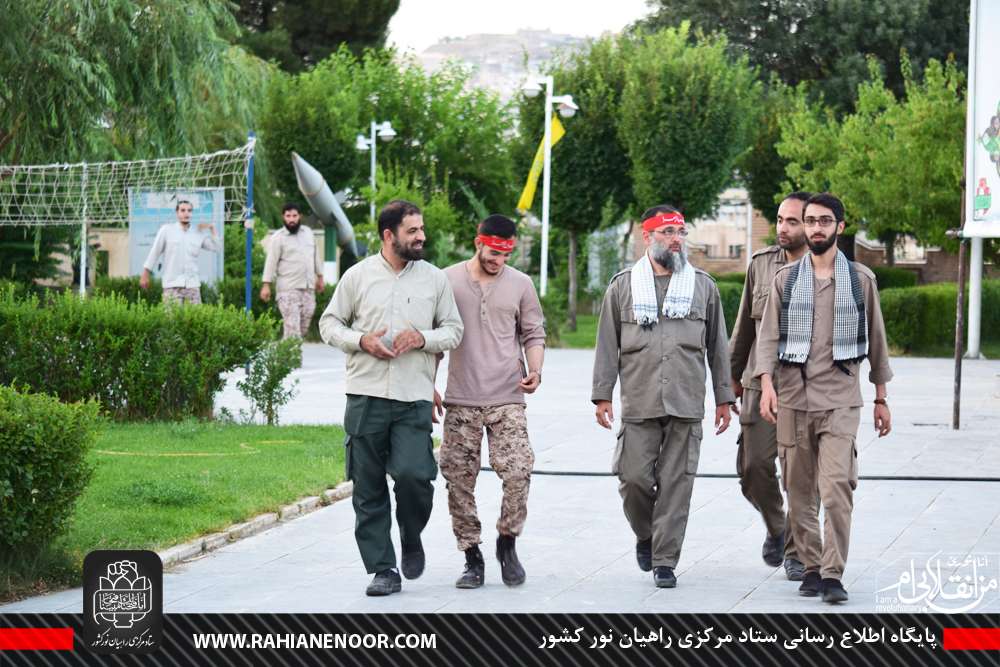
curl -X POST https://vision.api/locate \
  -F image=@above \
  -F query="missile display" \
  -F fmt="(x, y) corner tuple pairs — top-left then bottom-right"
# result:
(291, 152), (358, 256)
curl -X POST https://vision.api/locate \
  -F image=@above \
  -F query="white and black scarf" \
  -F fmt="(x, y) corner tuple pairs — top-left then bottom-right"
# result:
(630, 252), (696, 326)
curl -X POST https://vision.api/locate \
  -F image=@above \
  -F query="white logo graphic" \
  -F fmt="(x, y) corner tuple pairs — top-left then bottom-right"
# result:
(875, 552), (999, 613)
(93, 560), (153, 629)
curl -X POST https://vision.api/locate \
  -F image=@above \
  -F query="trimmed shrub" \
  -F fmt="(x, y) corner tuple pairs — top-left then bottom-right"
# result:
(712, 272), (746, 285)
(717, 281), (742, 337)
(871, 265), (918, 290)
(0, 385), (101, 550)
(879, 280), (1000, 353)
(0, 291), (276, 420)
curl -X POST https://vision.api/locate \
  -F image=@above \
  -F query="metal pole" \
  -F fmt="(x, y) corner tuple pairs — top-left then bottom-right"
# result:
(745, 196), (753, 269)
(79, 164), (88, 296)
(540, 76), (554, 297)
(954, 236), (967, 430)
(963, 0), (982, 359)
(967, 237), (983, 358)
(244, 131), (256, 316)
(370, 120), (377, 225)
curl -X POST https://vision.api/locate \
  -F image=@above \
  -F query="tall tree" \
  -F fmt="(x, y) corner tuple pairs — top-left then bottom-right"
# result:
(636, 0), (969, 113)
(235, 0), (400, 72)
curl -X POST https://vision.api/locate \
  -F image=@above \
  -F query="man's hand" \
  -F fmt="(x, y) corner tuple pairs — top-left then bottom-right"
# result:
(731, 379), (744, 400)
(360, 328), (396, 359)
(198, 222), (216, 236)
(432, 389), (444, 424)
(392, 329), (425, 355)
(518, 370), (541, 394)
(315, 276), (325, 292)
(874, 403), (891, 437)
(260, 283), (272, 303)
(595, 400), (614, 429)
(139, 271), (150, 290)
(715, 403), (736, 435)
(759, 376), (778, 425)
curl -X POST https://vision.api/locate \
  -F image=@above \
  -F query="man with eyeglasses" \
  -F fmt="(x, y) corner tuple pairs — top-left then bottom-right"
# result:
(592, 205), (736, 589)
(729, 191), (811, 580)
(754, 192), (893, 604)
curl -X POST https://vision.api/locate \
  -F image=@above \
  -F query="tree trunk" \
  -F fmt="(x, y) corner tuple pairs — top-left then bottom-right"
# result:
(884, 232), (896, 266)
(567, 230), (578, 332)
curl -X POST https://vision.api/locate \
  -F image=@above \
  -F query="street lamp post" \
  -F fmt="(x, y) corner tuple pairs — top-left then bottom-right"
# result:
(356, 120), (397, 224)
(522, 75), (578, 297)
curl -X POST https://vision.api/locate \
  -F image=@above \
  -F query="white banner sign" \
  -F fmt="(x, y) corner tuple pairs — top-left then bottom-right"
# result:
(965, 0), (1000, 237)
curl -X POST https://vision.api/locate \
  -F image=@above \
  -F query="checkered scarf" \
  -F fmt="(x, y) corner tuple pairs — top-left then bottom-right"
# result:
(630, 252), (696, 325)
(778, 250), (867, 366)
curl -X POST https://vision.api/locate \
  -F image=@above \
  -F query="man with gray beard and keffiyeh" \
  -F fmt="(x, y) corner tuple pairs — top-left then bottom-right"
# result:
(591, 205), (736, 590)
(753, 193), (893, 605)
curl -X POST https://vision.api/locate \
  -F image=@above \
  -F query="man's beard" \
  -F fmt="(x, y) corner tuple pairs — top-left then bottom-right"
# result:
(779, 234), (806, 252)
(284, 222), (300, 234)
(476, 249), (501, 274)
(807, 231), (838, 255)
(393, 236), (424, 261)
(650, 241), (687, 272)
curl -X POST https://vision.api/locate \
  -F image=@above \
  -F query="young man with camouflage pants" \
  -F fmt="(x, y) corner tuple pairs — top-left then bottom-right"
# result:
(437, 215), (546, 588)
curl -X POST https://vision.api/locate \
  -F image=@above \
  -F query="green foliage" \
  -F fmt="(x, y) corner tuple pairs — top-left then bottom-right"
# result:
(225, 222), (269, 280)
(0, 291), (275, 420)
(619, 24), (762, 219)
(237, 337), (302, 425)
(879, 280), (1000, 353)
(738, 77), (796, 223)
(0, 386), (101, 551)
(712, 272), (746, 285)
(716, 282), (743, 337)
(871, 266), (918, 290)
(539, 275), (570, 347)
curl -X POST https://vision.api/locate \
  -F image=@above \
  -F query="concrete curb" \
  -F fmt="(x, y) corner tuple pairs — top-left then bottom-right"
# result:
(157, 481), (354, 569)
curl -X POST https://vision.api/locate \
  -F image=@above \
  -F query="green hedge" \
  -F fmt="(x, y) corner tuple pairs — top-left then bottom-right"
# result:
(879, 280), (1000, 353)
(717, 281), (742, 337)
(712, 272), (746, 285)
(0, 291), (276, 420)
(871, 266), (918, 290)
(0, 385), (101, 550)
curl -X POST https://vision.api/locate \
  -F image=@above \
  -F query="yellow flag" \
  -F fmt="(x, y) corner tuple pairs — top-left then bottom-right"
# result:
(516, 116), (566, 212)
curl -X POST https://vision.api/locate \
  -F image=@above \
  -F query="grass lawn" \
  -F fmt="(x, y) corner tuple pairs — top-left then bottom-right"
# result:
(2, 421), (345, 603)
(558, 314), (599, 349)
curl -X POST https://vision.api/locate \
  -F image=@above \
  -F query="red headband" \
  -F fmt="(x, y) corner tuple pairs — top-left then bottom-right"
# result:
(477, 234), (516, 252)
(641, 211), (685, 232)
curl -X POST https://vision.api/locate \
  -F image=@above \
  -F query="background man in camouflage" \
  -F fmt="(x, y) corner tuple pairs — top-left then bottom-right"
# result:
(728, 191), (810, 580)
(260, 203), (324, 339)
(437, 214), (546, 588)
(592, 205), (736, 589)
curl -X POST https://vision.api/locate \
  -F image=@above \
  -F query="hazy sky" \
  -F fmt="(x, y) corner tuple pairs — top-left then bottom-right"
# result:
(388, 0), (653, 54)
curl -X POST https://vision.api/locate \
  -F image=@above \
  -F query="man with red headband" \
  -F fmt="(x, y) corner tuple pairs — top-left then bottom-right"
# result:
(438, 214), (546, 588)
(592, 204), (736, 589)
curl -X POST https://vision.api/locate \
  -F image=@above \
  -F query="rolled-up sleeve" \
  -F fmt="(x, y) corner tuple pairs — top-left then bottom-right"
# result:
(419, 274), (464, 354)
(753, 274), (782, 380)
(864, 278), (894, 385)
(517, 281), (546, 350)
(319, 271), (364, 352)
(591, 280), (622, 403)
(706, 282), (736, 405)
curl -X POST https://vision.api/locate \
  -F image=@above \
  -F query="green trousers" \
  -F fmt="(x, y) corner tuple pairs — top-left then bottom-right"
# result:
(343, 394), (437, 573)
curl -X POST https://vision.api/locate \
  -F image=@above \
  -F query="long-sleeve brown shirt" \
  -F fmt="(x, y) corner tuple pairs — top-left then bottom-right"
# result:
(753, 260), (893, 411)
(262, 226), (322, 293)
(728, 245), (789, 391)
(591, 268), (736, 420)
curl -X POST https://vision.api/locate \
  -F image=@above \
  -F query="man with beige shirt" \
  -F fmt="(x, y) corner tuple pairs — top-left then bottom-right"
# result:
(320, 200), (463, 597)
(755, 192), (893, 604)
(437, 214), (546, 589)
(728, 191), (811, 580)
(260, 203), (324, 339)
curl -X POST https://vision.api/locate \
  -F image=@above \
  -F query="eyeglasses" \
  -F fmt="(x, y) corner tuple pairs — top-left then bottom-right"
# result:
(802, 216), (838, 228)
(652, 227), (688, 238)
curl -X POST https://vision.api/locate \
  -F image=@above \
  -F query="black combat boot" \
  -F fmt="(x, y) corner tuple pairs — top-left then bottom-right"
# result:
(496, 534), (526, 586)
(455, 545), (485, 589)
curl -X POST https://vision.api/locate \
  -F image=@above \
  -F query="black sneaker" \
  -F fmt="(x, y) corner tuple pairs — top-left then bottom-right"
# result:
(455, 545), (485, 589)
(636, 538), (653, 572)
(821, 578), (848, 603)
(365, 569), (402, 596)
(784, 558), (805, 581)
(798, 570), (821, 597)
(401, 540), (425, 580)
(653, 566), (677, 588)
(496, 534), (526, 586)
(762, 531), (783, 567)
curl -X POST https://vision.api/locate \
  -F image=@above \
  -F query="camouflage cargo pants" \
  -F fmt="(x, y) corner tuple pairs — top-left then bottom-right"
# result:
(276, 289), (316, 339)
(439, 403), (534, 551)
(162, 287), (201, 305)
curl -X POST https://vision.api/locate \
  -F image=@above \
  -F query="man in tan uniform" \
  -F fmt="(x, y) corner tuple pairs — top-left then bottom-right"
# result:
(728, 191), (810, 580)
(438, 214), (546, 589)
(755, 192), (893, 604)
(593, 205), (736, 588)
(261, 203), (324, 339)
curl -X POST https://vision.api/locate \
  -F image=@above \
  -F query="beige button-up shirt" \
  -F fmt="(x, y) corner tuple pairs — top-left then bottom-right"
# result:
(262, 226), (322, 293)
(319, 252), (464, 403)
(729, 245), (789, 391)
(142, 222), (219, 288)
(753, 260), (893, 411)
(592, 268), (736, 420)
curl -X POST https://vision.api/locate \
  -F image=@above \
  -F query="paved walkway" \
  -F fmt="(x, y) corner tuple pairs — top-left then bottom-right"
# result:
(3, 346), (999, 613)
